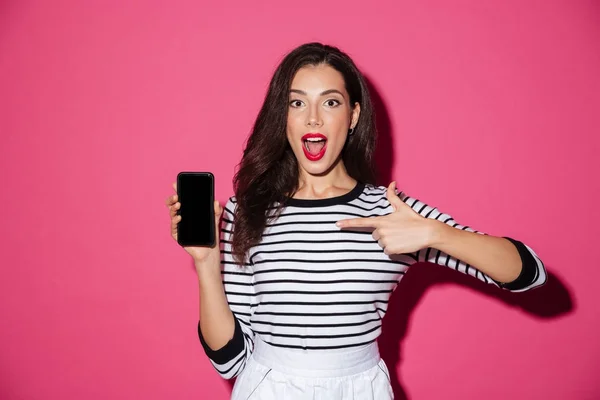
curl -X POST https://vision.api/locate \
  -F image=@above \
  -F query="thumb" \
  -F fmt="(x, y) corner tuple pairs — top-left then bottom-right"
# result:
(213, 200), (223, 246)
(386, 181), (404, 212)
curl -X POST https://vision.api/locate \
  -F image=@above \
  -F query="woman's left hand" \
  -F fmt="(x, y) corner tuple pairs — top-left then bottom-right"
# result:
(336, 181), (438, 255)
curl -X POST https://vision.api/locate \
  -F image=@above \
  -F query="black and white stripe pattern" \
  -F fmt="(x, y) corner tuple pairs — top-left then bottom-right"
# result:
(199, 183), (546, 378)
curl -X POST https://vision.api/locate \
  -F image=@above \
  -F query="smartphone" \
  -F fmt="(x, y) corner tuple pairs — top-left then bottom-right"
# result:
(176, 172), (215, 247)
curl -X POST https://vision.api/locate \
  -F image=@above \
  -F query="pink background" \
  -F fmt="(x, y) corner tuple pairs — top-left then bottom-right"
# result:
(1, 1), (598, 399)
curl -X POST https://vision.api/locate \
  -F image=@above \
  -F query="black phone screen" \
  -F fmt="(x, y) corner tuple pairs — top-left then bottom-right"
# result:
(176, 172), (215, 247)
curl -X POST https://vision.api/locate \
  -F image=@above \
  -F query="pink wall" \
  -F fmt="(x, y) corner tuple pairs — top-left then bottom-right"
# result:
(1, 1), (598, 399)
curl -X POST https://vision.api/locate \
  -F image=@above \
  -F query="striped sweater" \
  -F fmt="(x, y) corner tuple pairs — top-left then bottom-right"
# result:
(197, 182), (546, 379)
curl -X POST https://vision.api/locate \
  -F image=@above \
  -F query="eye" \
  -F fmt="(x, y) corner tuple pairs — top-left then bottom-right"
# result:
(324, 99), (341, 107)
(289, 100), (304, 108)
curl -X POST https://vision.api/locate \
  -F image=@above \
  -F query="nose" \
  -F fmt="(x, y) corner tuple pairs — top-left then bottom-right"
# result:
(306, 104), (322, 127)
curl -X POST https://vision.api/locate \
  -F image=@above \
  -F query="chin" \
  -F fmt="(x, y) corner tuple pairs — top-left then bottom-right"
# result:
(299, 158), (338, 177)
(304, 167), (331, 177)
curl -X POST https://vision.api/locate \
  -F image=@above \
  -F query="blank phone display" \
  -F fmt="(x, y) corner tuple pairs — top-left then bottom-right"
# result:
(177, 173), (214, 246)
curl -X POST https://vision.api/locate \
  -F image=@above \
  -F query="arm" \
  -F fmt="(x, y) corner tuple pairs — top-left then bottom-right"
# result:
(399, 192), (547, 292)
(197, 197), (255, 379)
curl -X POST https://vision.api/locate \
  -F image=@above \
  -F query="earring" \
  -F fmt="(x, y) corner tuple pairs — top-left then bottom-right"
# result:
(348, 128), (355, 136)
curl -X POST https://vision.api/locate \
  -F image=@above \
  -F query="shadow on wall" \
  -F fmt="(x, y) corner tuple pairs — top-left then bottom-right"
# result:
(366, 74), (573, 399)
(219, 75), (573, 399)
(379, 266), (571, 399)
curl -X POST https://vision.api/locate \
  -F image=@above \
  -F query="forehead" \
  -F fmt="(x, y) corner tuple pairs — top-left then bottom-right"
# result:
(290, 64), (347, 94)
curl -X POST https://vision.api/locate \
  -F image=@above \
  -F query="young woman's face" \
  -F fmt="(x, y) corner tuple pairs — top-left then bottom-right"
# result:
(286, 64), (360, 177)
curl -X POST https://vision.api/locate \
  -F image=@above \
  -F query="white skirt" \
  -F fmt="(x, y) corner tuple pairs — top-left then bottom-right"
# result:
(231, 336), (394, 400)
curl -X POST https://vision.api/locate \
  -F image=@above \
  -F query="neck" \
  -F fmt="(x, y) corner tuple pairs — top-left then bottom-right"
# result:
(295, 160), (357, 199)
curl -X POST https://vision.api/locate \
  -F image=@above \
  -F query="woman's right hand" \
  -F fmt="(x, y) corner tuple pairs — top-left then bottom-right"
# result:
(166, 182), (223, 267)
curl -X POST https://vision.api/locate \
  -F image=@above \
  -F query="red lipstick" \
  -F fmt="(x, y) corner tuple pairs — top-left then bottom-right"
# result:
(301, 133), (328, 161)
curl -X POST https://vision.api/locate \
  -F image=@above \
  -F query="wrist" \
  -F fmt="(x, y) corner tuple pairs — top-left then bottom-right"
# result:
(195, 259), (222, 280)
(426, 219), (448, 248)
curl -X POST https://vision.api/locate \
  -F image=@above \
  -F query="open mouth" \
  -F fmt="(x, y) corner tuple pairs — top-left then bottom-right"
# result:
(301, 133), (328, 161)
(304, 137), (327, 154)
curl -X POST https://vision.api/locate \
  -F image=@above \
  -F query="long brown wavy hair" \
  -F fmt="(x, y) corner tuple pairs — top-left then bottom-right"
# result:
(231, 42), (378, 265)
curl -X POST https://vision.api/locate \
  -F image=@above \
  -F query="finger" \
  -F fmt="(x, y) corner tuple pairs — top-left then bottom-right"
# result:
(213, 201), (222, 244)
(386, 181), (404, 212)
(169, 202), (180, 218)
(372, 228), (381, 241)
(172, 181), (177, 192)
(171, 214), (181, 235)
(165, 194), (178, 206)
(336, 216), (382, 228)
(214, 200), (223, 219)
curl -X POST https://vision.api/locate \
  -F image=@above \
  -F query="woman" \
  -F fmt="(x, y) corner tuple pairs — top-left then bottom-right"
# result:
(165, 42), (546, 399)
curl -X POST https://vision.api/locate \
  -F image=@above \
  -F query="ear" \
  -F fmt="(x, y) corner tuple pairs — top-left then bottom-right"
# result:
(350, 102), (361, 129)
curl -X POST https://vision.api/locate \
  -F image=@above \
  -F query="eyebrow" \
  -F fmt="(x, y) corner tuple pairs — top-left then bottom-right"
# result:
(289, 89), (345, 96)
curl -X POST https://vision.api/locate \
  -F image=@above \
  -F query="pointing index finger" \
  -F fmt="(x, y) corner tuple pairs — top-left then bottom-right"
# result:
(336, 216), (382, 229)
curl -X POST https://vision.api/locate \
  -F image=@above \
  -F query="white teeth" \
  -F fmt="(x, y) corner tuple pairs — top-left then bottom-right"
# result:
(303, 137), (327, 152)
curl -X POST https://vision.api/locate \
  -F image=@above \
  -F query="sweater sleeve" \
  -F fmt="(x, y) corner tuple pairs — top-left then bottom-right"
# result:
(197, 197), (256, 379)
(398, 191), (547, 292)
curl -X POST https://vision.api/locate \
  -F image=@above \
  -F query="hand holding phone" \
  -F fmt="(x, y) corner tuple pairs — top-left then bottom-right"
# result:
(166, 172), (222, 265)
